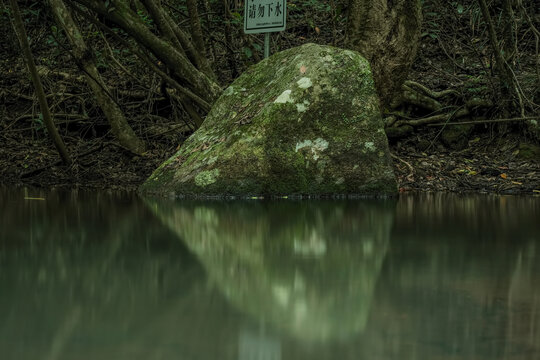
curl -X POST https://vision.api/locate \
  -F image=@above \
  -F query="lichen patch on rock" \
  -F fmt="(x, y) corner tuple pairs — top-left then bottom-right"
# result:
(297, 77), (313, 89)
(274, 89), (293, 104)
(295, 138), (329, 161)
(364, 142), (376, 152)
(195, 169), (220, 187)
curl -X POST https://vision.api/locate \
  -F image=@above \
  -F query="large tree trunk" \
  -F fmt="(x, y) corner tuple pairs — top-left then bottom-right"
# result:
(346, 0), (422, 110)
(49, 0), (146, 154)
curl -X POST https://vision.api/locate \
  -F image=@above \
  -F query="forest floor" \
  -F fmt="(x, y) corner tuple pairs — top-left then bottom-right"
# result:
(391, 130), (540, 195)
(1, 125), (538, 195)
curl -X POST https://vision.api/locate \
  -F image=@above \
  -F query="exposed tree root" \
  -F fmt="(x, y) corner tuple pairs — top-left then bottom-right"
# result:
(385, 81), (495, 140)
(398, 84), (443, 112)
(394, 108), (469, 128)
(403, 80), (459, 99)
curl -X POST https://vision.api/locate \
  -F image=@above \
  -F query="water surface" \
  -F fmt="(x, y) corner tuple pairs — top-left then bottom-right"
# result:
(1, 187), (539, 359)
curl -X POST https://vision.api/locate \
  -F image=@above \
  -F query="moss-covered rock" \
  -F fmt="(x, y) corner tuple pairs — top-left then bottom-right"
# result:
(140, 43), (397, 197)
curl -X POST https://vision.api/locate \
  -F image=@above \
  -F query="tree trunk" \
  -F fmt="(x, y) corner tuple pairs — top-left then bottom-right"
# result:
(478, 0), (520, 113)
(139, 0), (184, 53)
(9, 0), (72, 165)
(161, 4), (216, 79)
(222, 0), (238, 78)
(346, 0), (422, 110)
(69, 0), (221, 104)
(501, 0), (517, 65)
(186, 0), (207, 59)
(49, 0), (146, 154)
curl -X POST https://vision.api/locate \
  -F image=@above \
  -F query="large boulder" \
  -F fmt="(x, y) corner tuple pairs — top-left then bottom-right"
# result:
(140, 43), (397, 197)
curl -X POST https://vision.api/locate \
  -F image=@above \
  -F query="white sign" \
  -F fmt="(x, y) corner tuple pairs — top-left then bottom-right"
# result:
(244, 0), (286, 34)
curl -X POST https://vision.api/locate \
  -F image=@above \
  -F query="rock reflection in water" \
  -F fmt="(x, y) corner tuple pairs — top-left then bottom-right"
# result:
(146, 199), (396, 342)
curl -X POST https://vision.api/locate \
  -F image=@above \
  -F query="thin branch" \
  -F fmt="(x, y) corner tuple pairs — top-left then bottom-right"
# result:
(428, 116), (540, 126)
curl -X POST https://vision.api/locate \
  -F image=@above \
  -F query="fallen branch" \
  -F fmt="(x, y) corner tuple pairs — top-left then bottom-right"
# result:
(36, 65), (85, 82)
(8, 91), (71, 101)
(428, 116), (540, 126)
(15, 113), (89, 122)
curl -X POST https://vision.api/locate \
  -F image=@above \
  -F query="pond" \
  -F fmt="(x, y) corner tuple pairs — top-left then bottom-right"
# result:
(1, 187), (539, 360)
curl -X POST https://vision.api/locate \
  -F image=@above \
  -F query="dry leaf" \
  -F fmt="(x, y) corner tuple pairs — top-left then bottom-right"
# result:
(300, 65), (307, 74)
(315, 26), (320, 34)
(500, 173), (507, 179)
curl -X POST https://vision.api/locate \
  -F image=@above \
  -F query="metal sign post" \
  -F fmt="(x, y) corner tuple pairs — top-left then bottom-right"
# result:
(244, 0), (287, 58)
(264, 33), (270, 58)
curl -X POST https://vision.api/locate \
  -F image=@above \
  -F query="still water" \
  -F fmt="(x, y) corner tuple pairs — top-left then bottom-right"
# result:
(0, 187), (539, 360)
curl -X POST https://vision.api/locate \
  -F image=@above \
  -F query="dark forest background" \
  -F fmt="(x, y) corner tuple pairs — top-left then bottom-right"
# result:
(0, 0), (538, 191)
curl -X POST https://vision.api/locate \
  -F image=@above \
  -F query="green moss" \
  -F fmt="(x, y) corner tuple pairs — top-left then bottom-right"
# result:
(195, 169), (220, 187)
(140, 43), (397, 198)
